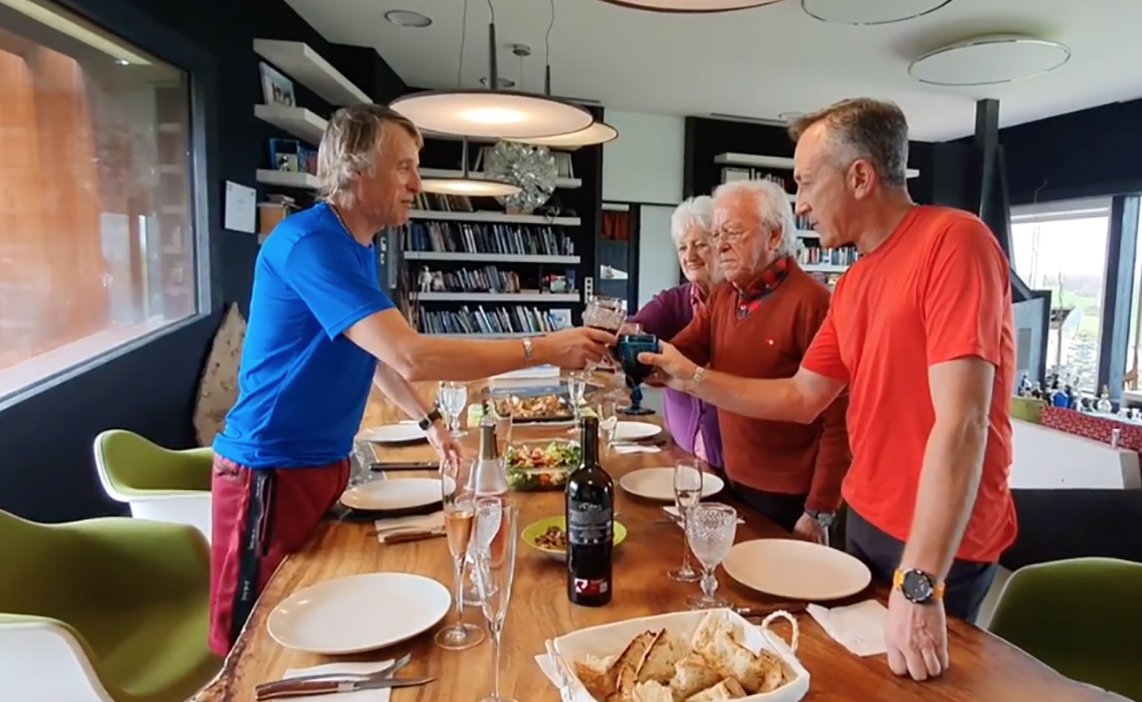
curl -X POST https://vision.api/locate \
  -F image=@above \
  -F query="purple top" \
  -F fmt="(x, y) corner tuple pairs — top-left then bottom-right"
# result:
(629, 282), (723, 469)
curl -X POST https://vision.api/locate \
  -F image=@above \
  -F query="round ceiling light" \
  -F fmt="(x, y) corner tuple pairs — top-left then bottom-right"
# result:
(419, 178), (521, 197)
(511, 121), (619, 149)
(390, 90), (595, 139)
(480, 76), (516, 88)
(598, 0), (785, 12)
(800, 0), (952, 25)
(909, 34), (1071, 86)
(384, 10), (433, 27)
(778, 111), (805, 122)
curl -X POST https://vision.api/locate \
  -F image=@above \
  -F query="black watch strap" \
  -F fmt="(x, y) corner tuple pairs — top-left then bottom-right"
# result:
(418, 408), (442, 431)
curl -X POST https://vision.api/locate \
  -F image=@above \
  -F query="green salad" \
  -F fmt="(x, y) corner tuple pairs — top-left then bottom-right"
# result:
(506, 441), (582, 491)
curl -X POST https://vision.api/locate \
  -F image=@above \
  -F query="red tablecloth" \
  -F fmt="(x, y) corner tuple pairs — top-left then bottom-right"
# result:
(1040, 406), (1142, 452)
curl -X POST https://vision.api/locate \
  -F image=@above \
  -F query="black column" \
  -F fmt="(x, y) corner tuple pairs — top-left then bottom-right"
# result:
(1098, 196), (1141, 400)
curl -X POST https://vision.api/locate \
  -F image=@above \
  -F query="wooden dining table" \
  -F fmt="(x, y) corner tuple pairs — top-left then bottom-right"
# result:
(193, 378), (1118, 702)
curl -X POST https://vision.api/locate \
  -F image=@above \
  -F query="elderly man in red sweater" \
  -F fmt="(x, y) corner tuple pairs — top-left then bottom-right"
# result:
(665, 179), (850, 544)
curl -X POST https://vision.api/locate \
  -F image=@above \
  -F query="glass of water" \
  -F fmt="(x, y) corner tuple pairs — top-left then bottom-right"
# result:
(438, 381), (468, 437)
(685, 503), (738, 609)
(669, 461), (703, 582)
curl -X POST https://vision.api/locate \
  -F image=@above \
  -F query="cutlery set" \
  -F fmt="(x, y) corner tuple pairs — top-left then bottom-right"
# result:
(254, 653), (433, 699)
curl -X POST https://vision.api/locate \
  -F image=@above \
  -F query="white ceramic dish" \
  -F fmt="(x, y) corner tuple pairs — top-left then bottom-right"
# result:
(612, 421), (661, 442)
(359, 423), (427, 444)
(267, 572), (451, 654)
(550, 608), (809, 702)
(723, 538), (872, 601)
(340, 478), (442, 511)
(619, 467), (724, 502)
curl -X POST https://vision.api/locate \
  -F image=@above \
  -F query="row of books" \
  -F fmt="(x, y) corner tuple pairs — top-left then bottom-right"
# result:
(422, 267), (521, 294)
(411, 192), (474, 212)
(401, 221), (575, 257)
(417, 305), (573, 336)
(798, 245), (860, 267)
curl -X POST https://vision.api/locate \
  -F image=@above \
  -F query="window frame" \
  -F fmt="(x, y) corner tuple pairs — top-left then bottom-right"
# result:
(0, 0), (221, 411)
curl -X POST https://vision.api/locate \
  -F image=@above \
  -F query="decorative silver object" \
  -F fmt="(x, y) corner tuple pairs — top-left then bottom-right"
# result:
(483, 141), (558, 214)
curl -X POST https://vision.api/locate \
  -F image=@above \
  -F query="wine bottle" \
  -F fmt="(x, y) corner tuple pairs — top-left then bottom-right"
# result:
(471, 421), (507, 497)
(566, 415), (613, 606)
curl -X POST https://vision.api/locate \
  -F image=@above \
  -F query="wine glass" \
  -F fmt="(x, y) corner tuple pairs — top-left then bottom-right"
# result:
(669, 461), (703, 582)
(616, 332), (659, 416)
(434, 460), (485, 650)
(438, 381), (469, 437)
(489, 395), (514, 452)
(471, 497), (519, 702)
(685, 503), (738, 609)
(566, 371), (588, 434)
(582, 296), (626, 372)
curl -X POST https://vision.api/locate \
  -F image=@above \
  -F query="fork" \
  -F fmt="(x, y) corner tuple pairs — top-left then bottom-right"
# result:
(253, 652), (411, 692)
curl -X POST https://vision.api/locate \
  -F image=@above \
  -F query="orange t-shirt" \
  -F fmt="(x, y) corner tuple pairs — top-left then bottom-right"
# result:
(801, 206), (1017, 563)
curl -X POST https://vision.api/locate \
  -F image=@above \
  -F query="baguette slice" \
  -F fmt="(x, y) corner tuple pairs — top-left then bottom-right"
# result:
(593, 630), (658, 698)
(701, 630), (784, 694)
(606, 664), (638, 702)
(638, 630), (688, 684)
(684, 678), (748, 701)
(632, 680), (674, 702)
(669, 653), (724, 701)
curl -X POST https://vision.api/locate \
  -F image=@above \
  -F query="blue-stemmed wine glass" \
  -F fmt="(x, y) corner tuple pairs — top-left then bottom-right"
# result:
(616, 333), (659, 416)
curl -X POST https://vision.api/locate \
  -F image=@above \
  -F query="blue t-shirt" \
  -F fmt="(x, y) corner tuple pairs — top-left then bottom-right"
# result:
(213, 202), (393, 468)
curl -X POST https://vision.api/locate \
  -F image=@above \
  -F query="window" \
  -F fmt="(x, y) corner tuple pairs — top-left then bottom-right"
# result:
(0, 0), (198, 402)
(1010, 197), (1112, 392)
(1123, 199), (1142, 392)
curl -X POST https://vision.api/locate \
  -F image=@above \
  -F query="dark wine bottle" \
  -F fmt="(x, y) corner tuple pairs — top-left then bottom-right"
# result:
(566, 415), (614, 606)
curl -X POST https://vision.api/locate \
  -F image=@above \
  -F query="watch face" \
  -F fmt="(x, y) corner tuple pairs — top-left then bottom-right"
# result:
(902, 570), (934, 603)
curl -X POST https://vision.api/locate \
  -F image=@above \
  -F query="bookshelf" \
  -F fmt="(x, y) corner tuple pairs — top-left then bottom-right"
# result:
(419, 167), (582, 190)
(404, 251), (580, 264)
(253, 39), (369, 105)
(715, 152), (921, 179)
(413, 292), (580, 303)
(254, 104), (327, 144)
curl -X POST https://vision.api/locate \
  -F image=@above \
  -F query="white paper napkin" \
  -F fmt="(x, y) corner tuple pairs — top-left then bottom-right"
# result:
(806, 599), (887, 657)
(535, 654), (586, 702)
(612, 444), (661, 455)
(279, 660), (395, 702)
(373, 511), (443, 543)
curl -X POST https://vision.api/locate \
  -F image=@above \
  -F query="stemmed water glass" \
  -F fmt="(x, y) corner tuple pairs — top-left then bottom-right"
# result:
(438, 381), (468, 437)
(471, 497), (519, 702)
(669, 461), (703, 583)
(566, 371), (588, 434)
(615, 331), (659, 416)
(685, 503), (739, 609)
(434, 459), (485, 650)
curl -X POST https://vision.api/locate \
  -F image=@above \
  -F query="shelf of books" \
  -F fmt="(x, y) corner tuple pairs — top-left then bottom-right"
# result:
(418, 305), (572, 337)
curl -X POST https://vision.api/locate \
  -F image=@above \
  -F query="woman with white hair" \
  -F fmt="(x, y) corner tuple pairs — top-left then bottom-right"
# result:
(627, 196), (724, 471)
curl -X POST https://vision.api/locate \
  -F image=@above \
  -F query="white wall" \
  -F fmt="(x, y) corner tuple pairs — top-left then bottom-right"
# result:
(602, 110), (685, 205)
(637, 205), (678, 309)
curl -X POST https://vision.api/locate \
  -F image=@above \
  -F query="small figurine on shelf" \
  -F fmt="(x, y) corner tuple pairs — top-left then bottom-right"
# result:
(1097, 385), (1114, 414)
(418, 266), (433, 293)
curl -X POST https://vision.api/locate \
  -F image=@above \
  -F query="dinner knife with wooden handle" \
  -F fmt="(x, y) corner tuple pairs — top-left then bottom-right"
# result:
(255, 675), (434, 699)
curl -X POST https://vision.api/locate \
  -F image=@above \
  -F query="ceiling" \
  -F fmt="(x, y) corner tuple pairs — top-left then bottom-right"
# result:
(282, 0), (1142, 142)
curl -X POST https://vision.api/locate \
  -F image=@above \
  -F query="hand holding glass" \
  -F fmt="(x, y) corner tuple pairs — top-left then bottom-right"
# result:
(669, 461), (702, 582)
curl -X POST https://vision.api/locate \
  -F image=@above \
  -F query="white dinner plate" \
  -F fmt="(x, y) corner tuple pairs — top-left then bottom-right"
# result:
(340, 478), (442, 511)
(619, 467), (724, 502)
(723, 538), (872, 601)
(359, 423), (427, 444)
(267, 572), (451, 654)
(612, 421), (661, 442)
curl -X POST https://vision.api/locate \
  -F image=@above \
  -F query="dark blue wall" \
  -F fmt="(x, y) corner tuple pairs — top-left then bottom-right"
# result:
(0, 0), (407, 522)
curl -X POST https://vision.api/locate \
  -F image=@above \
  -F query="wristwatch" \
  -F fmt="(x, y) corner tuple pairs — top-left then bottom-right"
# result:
(804, 509), (835, 530)
(418, 407), (443, 431)
(893, 568), (946, 604)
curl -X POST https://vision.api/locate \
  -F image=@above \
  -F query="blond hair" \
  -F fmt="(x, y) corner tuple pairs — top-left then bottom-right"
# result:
(317, 104), (423, 203)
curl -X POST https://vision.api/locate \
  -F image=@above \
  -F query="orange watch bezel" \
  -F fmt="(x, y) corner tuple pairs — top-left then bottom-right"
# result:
(894, 568), (945, 600)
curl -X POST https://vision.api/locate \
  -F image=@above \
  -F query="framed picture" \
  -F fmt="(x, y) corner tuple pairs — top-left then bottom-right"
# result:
(259, 62), (295, 107)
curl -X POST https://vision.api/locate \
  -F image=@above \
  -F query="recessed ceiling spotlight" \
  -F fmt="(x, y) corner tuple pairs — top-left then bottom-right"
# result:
(384, 9), (432, 28)
(909, 34), (1071, 86)
(800, 0), (952, 25)
(598, 0), (785, 13)
(778, 111), (805, 122)
(480, 76), (517, 88)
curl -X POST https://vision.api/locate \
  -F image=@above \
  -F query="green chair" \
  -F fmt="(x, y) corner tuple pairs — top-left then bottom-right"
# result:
(93, 429), (213, 543)
(988, 557), (1142, 701)
(0, 510), (220, 702)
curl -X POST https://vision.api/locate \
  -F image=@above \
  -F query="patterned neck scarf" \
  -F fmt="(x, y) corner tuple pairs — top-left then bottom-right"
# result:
(735, 256), (791, 319)
(689, 282), (710, 317)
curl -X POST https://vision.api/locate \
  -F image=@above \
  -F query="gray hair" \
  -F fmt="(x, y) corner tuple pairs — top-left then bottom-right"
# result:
(712, 179), (799, 256)
(789, 98), (909, 187)
(317, 104), (423, 203)
(670, 195), (714, 246)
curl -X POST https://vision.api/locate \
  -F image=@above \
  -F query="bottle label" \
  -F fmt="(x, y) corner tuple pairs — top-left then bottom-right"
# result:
(568, 502), (612, 546)
(573, 577), (610, 597)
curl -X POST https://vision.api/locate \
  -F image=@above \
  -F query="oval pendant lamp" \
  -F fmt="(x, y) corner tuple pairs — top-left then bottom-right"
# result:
(598, 0), (786, 12)
(420, 138), (521, 196)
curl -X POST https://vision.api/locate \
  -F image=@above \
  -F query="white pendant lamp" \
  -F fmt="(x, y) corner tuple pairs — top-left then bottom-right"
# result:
(420, 139), (521, 196)
(514, 120), (618, 148)
(390, 13), (593, 139)
(598, 0), (786, 12)
(800, 0), (953, 25)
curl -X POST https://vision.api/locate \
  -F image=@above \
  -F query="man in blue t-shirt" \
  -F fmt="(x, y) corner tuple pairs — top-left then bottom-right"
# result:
(208, 104), (614, 656)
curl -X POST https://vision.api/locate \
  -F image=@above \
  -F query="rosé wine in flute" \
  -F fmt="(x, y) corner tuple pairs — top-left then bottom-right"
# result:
(444, 506), (475, 559)
(435, 462), (485, 651)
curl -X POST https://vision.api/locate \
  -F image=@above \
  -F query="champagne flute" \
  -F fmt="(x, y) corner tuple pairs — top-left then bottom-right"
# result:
(434, 460), (485, 650)
(472, 497), (519, 702)
(685, 503), (738, 610)
(669, 460), (702, 582)
(566, 371), (587, 435)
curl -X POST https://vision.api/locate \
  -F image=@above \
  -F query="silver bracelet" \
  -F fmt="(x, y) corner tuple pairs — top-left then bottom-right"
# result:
(692, 365), (707, 384)
(522, 337), (535, 361)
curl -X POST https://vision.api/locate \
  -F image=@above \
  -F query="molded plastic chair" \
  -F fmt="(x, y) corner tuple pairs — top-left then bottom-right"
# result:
(0, 509), (220, 702)
(93, 430), (212, 542)
(988, 557), (1142, 701)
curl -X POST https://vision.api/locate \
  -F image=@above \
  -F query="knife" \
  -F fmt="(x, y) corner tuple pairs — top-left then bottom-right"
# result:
(370, 461), (439, 472)
(255, 675), (434, 700)
(380, 528), (445, 544)
(736, 602), (807, 619)
(253, 654), (411, 696)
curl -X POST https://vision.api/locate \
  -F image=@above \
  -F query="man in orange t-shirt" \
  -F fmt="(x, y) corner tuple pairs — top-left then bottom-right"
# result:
(641, 98), (1016, 684)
